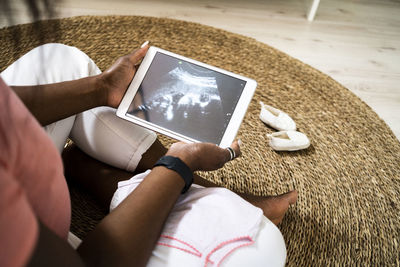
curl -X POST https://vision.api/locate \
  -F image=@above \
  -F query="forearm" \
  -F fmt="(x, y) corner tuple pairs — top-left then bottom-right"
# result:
(77, 167), (184, 267)
(11, 75), (105, 126)
(193, 173), (220, 187)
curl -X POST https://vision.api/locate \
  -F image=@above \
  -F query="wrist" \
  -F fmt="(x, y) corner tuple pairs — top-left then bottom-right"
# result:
(154, 156), (194, 193)
(165, 151), (198, 172)
(165, 143), (202, 172)
(93, 74), (109, 107)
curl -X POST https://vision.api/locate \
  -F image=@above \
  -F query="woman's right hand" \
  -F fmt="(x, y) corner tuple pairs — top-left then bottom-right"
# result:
(165, 140), (241, 172)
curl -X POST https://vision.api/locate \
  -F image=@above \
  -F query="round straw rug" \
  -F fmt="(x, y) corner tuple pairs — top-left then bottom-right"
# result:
(1, 16), (399, 266)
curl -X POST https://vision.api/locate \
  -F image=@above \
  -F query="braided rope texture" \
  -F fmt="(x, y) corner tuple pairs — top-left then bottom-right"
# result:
(1, 16), (399, 266)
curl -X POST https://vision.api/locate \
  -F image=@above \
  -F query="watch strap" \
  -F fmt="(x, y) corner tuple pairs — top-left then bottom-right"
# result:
(153, 156), (193, 193)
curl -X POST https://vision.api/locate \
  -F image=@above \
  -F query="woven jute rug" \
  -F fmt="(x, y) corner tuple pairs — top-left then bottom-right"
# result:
(1, 16), (399, 266)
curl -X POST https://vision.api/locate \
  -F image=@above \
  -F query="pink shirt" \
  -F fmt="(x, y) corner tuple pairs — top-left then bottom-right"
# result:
(0, 78), (71, 267)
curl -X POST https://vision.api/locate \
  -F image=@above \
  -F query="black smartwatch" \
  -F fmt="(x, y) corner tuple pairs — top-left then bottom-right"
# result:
(153, 156), (193, 193)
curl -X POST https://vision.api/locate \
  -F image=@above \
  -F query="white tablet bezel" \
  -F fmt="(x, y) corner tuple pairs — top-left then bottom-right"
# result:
(116, 46), (257, 148)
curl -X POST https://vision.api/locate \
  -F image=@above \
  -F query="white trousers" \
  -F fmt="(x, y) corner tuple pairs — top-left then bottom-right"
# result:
(1, 43), (286, 267)
(1, 43), (157, 172)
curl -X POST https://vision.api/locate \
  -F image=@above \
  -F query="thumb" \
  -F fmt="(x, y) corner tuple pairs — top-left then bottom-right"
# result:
(229, 139), (242, 158)
(128, 42), (150, 65)
(278, 190), (298, 205)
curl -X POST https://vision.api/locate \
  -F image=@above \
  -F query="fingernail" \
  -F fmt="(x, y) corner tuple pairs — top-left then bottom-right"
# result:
(238, 139), (243, 147)
(141, 41), (149, 48)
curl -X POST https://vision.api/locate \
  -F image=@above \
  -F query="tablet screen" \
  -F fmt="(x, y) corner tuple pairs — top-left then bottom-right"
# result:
(126, 52), (246, 144)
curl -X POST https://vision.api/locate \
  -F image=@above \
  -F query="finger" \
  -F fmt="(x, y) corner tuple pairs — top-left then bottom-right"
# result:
(203, 143), (230, 166)
(229, 139), (242, 158)
(277, 190), (298, 205)
(128, 42), (150, 65)
(224, 147), (233, 162)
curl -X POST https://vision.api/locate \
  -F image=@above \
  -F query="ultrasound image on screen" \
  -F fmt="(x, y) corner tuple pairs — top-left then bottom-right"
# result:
(127, 52), (246, 144)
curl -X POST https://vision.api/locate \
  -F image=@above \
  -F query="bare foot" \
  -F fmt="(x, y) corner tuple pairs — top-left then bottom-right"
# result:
(241, 190), (298, 225)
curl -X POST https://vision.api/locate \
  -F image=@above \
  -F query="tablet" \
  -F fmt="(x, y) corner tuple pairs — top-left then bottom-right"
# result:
(116, 46), (257, 148)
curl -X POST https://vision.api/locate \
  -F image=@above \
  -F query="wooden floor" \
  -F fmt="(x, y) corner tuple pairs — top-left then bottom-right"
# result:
(2, 0), (400, 139)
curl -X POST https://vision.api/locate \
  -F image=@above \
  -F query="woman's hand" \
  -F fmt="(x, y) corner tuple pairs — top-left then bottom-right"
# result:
(98, 43), (149, 108)
(166, 140), (242, 172)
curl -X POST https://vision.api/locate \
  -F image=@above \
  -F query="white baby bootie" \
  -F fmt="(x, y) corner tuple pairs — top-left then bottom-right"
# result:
(259, 101), (296, 131)
(267, 131), (310, 151)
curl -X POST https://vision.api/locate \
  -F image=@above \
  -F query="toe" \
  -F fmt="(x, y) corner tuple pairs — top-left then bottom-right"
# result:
(279, 190), (298, 205)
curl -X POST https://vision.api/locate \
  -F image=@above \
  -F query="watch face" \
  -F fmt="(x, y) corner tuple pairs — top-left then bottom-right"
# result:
(162, 156), (177, 167)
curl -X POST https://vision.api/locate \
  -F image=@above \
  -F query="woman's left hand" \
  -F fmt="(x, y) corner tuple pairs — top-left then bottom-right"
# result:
(166, 140), (242, 172)
(98, 43), (149, 108)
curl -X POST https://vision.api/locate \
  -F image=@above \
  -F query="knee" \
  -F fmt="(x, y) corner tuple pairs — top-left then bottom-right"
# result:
(34, 43), (86, 61)
(2, 43), (101, 86)
(20, 43), (100, 83)
(29, 43), (88, 64)
(37, 43), (101, 78)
